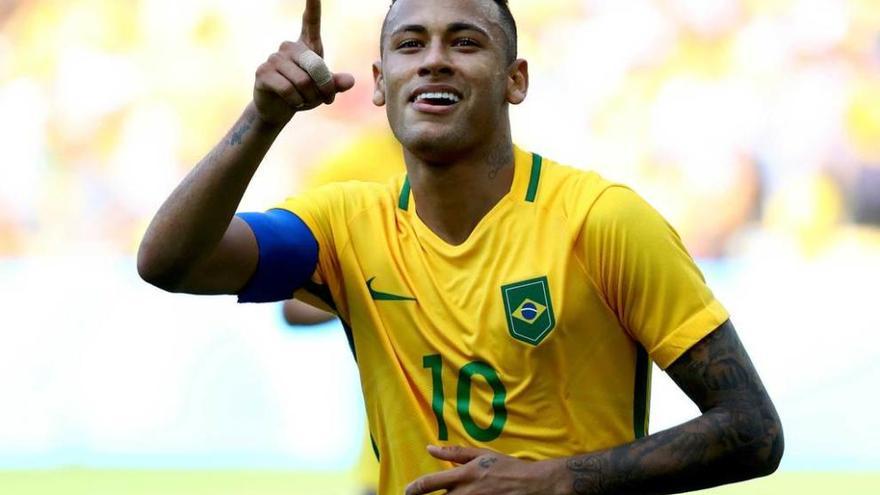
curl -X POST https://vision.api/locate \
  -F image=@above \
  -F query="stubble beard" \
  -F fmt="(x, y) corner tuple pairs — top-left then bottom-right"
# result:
(389, 104), (506, 163)
(394, 122), (472, 161)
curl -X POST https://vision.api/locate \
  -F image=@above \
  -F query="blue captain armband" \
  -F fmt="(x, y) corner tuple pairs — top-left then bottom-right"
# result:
(235, 209), (319, 303)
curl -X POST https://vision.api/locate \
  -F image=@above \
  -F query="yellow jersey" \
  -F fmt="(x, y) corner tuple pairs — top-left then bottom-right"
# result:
(276, 146), (728, 494)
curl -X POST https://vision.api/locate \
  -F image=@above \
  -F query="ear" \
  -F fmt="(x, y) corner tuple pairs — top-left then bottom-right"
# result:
(372, 60), (386, 107)
(506, 58), (528, 105)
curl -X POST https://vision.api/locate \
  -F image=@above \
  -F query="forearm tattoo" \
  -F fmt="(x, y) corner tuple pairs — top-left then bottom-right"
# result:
(228, 112), (255, 146)
(566, 320), (783, 495)
(199, 111), (257, 171)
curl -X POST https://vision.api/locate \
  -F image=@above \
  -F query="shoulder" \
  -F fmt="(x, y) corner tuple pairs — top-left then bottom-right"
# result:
(526, 152), (626, 222)
(522, 152), (670, 239)
(280, 174), (406, 223)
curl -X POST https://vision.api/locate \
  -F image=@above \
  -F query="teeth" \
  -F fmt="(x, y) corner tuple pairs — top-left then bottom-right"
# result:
(415, 92), (461, 103)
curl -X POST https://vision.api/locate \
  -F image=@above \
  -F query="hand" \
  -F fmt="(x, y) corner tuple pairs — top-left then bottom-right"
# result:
(405, 445), (564, 495)
(253, 0), (355, 125)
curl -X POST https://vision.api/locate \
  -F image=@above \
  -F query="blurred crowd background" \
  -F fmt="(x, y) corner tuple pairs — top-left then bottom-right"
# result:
(1, 0), (879, 485)
(1, 0), (879, 258)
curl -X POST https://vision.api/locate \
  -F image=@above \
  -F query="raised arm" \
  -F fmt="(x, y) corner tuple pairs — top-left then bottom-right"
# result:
(405, 320), (783, 495)
(137, 0), (354, 294)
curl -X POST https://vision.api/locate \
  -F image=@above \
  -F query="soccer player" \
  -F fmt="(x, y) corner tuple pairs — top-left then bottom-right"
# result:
(137, 0), (784, 493)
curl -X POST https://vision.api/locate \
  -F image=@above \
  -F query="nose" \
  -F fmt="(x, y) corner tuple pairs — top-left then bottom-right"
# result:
(418, 41), (453, 77)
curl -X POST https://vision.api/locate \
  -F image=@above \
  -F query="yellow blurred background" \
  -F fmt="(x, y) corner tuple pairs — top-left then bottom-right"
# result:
(1, 0), (879, 493)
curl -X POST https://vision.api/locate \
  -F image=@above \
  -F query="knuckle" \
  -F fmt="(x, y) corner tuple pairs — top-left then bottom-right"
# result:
(292, 71), (313, 89)
(279, 40), (295, 52)
(277, 84), (296, 98)
(267, 52), (284, 66)
(255, 64), (268, 77)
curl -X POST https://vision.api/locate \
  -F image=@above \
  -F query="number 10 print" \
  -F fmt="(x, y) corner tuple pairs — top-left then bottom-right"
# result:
(422, 354), (508, 442)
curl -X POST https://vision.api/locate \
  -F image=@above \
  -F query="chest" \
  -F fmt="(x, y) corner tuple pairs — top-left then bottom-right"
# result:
(341, 207), (623, 380)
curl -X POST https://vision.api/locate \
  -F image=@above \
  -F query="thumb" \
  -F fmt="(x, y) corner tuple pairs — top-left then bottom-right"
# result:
(426, 445), (487, 464)
(333, 73), (355, 93)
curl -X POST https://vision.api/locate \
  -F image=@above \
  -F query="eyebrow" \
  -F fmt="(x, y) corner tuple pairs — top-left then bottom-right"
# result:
(391, 22), (490, 38)
(447, 22), (490, 38)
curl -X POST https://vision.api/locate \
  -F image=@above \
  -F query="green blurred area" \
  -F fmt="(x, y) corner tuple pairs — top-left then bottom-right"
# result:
(0, 470), (877, 494)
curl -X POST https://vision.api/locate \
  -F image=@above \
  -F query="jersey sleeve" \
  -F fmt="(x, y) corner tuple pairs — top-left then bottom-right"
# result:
(273, 184), (351, 318)
(582, 186), (729, 369)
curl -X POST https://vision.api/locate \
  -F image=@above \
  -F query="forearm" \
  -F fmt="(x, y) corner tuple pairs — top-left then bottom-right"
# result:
(551, 322), (783, 495)
(137, 102), (284, 288)
(552, 403), (783, 495)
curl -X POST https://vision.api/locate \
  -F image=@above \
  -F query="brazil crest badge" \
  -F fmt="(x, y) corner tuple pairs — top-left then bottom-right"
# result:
(501, 276), (556, 345)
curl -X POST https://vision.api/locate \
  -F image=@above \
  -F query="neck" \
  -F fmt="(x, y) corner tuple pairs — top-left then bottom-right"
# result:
(405, 136), (515, 246)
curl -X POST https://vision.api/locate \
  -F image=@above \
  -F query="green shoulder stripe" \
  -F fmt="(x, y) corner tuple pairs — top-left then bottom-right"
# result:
(525, 153), (543, 202)
(398, 176), (411, 211)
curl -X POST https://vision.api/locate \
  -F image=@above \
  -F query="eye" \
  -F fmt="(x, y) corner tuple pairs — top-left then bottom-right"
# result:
(452, 37), (480, 47)
(396, 39), (423, 50)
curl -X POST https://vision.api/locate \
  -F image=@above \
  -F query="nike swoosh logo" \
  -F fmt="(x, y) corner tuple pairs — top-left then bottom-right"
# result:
(367, 277), (416, 301)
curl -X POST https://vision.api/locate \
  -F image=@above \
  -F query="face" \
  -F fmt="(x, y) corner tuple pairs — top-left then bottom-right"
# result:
(373, 0), (528, 159)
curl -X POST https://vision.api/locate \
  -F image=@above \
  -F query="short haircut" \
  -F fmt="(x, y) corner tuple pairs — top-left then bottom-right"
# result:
(382, 0), (518, 63)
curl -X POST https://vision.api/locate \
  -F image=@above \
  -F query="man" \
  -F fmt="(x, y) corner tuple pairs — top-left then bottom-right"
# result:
(137, 0), (784, 493)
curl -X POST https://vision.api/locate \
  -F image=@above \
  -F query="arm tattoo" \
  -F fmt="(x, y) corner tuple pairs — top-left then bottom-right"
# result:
(478, 456), (498, 469)
(199, 111), (257, 170)
(228, 112), (256, 146)
(199, 111), (258, 171)
(565, 320), (783, 494)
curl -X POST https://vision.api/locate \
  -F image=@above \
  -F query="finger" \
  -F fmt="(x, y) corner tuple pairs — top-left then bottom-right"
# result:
(293, 49), (335, 101)
(255, 70), (305, 108)
(300, 0), (322, 46)
(333, 72), (355, 93)
(427, 445), (490, 464)
(275, 58), (322, 104)
(405, 467), (466, 495)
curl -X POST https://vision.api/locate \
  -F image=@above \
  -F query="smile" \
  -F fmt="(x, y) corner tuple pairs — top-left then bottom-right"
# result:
(414, 92), (461, 105)
(409, 86), (464, 114)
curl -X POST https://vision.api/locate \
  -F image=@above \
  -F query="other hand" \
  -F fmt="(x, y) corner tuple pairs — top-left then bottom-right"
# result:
(405, 445), (563, 495)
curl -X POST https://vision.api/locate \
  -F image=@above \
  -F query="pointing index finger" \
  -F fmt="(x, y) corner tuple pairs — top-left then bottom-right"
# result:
(300, 0), (322, 46)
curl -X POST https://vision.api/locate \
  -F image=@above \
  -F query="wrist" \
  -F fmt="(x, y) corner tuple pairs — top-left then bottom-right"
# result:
(246, 101), (291, 133)
(534, 457), (575, 495)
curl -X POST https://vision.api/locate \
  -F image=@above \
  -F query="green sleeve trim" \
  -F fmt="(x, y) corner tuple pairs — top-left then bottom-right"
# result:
(339, 318), (357, 363)
(301, 281), (357, 361)
(370, 431), (380, 461)
(302, 280), (337, 313)
(633, 345), (651, 439)
(398, 176), (411, 211)
(525, 153), (543, 202)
